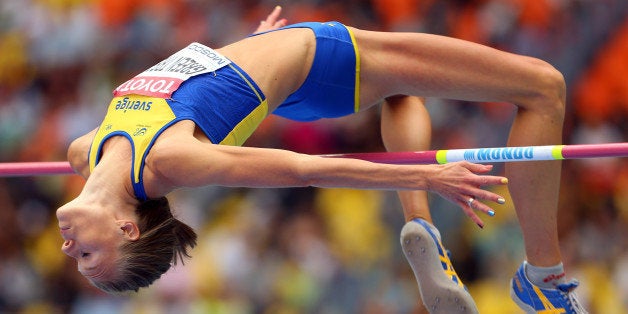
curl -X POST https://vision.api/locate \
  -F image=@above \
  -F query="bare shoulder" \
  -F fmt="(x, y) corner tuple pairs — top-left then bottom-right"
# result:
(67, 128), (98, 178)
(142, 121), (210, 195)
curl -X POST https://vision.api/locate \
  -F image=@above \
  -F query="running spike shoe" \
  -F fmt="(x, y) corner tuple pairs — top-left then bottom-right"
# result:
(510, 261), (588, 313)
(400, 218), (478, 313)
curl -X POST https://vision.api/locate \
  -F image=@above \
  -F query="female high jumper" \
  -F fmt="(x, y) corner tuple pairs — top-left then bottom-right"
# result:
(56, 6), (585, 314)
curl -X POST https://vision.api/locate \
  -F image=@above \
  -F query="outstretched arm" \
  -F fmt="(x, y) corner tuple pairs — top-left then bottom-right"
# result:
(150, 138), (507, 212)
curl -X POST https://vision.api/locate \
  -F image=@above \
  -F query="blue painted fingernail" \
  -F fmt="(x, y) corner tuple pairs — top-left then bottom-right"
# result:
(488, 210), (495, 216)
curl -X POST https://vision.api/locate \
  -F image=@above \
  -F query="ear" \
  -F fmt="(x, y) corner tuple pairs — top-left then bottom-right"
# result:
(118, 221), (140, 241)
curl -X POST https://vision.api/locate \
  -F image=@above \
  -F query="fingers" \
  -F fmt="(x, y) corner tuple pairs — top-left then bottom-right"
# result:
(460, 161), (494, 174)
(459, 161), (508, 186)
(254, 6), (288, 34)
(458, 182), (506, 228)
(457, 193), (502, 229)
(275, 18), (288, 28)
(428, 161), (509, 229)
(262, 6), (287, 28)
(456, 162), (508, 228)
(266, 5), (283, 23)
(467, 186), (507, 205)
(456, 197), (485, 228)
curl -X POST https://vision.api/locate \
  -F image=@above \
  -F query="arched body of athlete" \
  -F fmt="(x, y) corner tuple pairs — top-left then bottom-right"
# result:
(57, 7), (586, 314)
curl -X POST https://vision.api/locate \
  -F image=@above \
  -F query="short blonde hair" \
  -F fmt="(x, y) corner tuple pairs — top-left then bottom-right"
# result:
(88, 197), (197, 293)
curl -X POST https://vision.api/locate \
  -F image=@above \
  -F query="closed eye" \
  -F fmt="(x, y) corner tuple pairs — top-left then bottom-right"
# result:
(81, 252), (90, 258)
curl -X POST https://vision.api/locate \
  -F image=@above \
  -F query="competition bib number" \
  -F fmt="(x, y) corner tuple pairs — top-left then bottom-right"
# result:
(113, 42), (231, 98)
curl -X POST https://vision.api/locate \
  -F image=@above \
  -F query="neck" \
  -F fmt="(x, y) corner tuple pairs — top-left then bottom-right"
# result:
(79, 141), (139, 216)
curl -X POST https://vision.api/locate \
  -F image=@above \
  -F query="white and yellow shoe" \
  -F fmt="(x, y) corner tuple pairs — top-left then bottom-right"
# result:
(400, 218), (478, 314)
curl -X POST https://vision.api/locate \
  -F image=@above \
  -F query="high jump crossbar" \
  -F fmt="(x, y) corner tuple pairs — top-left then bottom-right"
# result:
(323, 142), (628, 165)
(1, 143), (627, 177)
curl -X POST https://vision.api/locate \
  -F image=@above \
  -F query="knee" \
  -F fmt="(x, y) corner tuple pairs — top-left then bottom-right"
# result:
(525, 60), (566, 122)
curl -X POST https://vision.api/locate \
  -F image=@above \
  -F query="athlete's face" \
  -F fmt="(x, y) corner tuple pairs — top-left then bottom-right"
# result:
(56, 202), (129, 280)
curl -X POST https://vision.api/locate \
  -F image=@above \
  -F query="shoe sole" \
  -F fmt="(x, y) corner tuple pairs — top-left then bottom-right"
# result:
(401, 221), (479, 314)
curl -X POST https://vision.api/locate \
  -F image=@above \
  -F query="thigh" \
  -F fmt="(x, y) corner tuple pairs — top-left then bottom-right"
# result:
(350, 27), (559, 108)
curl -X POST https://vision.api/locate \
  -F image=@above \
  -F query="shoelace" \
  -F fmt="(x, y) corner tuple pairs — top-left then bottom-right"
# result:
(443, 250), (467, 290)
(556, 280), (588, 314)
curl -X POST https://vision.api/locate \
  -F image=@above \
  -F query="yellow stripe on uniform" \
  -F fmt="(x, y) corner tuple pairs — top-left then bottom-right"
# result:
(219, 64), (268, 146)
(229, 64), (264, 102)
(347, 28), (361, 114)
(219, 100), (268, 146)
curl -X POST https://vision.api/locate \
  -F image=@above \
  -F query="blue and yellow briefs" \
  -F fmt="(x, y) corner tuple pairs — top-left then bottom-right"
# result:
(253, 21), (361, 121)
(89, 22), (361, 200)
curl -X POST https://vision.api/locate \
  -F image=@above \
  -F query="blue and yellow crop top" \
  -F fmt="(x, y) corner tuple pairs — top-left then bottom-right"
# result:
(88, 43), (267, 200)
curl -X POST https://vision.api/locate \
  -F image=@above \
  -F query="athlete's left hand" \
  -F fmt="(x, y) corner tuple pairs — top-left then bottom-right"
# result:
(254, 6), (288, 34)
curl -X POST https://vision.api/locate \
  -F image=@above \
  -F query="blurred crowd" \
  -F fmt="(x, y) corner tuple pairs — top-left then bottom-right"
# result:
(1, 0), (628, 313)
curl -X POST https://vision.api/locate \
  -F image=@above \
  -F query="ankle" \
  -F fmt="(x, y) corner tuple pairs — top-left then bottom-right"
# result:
(524, 261), (566, 289)
(406, 214), (430, 223)
(410, 218), (442, 240)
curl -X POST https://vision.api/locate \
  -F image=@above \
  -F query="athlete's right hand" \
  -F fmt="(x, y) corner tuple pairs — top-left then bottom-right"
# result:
(426, 161), (508, 228)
